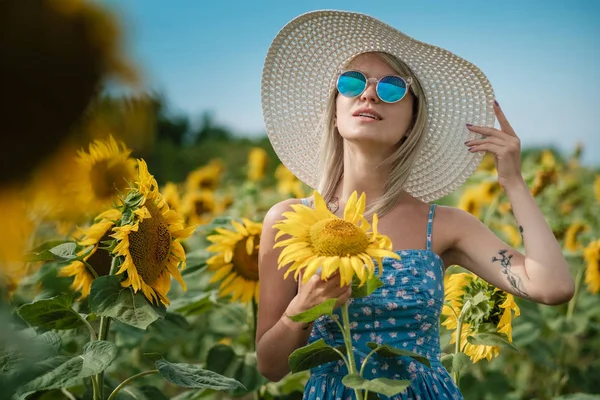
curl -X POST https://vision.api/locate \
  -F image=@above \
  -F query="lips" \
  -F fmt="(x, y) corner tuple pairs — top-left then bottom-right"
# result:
(352, 108), (383, 120)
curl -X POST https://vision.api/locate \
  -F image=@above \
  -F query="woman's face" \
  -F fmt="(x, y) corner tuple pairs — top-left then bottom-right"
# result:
(335, 53), (415, 147)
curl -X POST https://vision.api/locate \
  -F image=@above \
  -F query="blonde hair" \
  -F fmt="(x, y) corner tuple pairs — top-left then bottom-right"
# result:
(316, 52), (429, 219)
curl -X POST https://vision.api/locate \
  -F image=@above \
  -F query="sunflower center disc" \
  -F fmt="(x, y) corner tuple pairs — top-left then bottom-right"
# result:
(309, 218), (369, 256)
(232, 236), (260, 281)
(128, 202), (172, 285)
(194, 199), (210, 215)
(90, 159), (132, 200)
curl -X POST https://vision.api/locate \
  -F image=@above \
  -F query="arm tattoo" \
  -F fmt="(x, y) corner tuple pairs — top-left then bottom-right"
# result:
(492, 249), (530, 298)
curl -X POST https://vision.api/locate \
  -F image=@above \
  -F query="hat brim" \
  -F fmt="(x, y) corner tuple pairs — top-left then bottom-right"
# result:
(261, 10), (495, 202)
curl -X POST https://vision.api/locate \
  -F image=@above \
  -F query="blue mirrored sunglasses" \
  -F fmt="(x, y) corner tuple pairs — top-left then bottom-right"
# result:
(336, 70), (412, 103)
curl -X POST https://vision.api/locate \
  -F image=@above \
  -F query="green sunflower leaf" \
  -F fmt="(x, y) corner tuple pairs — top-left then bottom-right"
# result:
(89, 275), (166, 329)
(17, 293), (84, 330)
(156, 359), (245, 391)
(288, 339), (346, 373)
(17, 340), (117, 397)
(24, 242), (93, 263)
(365, 342), (431, 368)
(440, 352), (471, 374)
(466, 332), (519, 352)
(286, 298), (336, 323)
(205, 345), (267, 396)
(351, 274), (384, 298)
(341, 374), (410, 397)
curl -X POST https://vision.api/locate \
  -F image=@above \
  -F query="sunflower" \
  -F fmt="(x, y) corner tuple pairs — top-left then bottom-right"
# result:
(111, 160), (196, 305)
(181, 190), (217, 225)
(273, 191), (399, 287)
(442, 272), (520, 363)
(275, 164), (305, 198)
(58, 208), (122, 298)
(247, 147), (268, 182)
(0, 187), (36, 297)
(530, 168), (558, 197)
(185, 162), (223, 192)
(162, 182), (181, 212)
(498, 224), (522, 248)
(564, 222), (588, 252)
(206, 218), (263, 304)
(74, 135), (137, 213)
(583, 240), (600, 294)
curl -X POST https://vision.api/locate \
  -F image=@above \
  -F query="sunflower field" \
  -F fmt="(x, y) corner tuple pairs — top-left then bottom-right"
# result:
(2, 1), (600, 400)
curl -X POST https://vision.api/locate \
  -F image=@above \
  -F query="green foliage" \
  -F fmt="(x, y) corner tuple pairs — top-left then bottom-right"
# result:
(288, 339), (346, 373)
(341, 374), (410, 397)
(89, 275), (167, 329)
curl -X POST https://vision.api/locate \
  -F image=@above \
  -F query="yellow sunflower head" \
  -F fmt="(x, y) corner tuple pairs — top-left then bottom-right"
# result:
(247, 147), (268, 182)
(457, 187), (482, 218)
(206, 218), (263, 304)
(275, 164), (305, 198)
(442, 272), (520, 363)
(185, 163), (223, 192)
(74, 135), (137, 213)
(161, 182), (181, 212)
(59, 208), (122, 299)
(564, 222), (589, 252)
(584, 239), (600, 294)
(182, 190), (217, 225)
(273, 191), (399, 287)
(111, 159), (196, 305)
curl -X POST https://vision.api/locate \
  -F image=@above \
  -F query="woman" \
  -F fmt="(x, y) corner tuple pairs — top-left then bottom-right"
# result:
(256, 10), (574, 399)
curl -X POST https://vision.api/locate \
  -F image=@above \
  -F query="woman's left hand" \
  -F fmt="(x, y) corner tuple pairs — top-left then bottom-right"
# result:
(464, 100), (525, 189)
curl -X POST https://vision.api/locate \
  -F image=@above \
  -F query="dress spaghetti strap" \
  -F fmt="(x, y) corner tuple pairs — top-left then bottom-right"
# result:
(426, 204), (437, 251)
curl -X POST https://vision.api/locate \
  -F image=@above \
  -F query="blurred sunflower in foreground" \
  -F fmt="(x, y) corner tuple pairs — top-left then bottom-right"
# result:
(442, 272), (520, 363)
(59, 209), (121, 298)
(273, 191), (399, 287)
(206, 219), (262, 304)
(111, 160), (196, 305)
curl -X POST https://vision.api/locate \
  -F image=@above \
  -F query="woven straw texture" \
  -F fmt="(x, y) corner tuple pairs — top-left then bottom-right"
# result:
(261, 10), (496, 202)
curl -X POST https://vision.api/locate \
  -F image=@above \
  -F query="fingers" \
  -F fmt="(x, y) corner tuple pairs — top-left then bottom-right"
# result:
(493, 100), (517, 137)
(467, 142), (504, 154)
(466, 124), (504, 138)
(464, 136), (504, 147)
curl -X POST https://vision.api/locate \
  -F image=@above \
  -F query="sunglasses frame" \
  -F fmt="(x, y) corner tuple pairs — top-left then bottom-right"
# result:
(336, 70), (413, 103)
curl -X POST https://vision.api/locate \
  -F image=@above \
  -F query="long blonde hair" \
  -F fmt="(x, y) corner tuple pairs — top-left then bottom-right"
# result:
(316, 51), (429, 219)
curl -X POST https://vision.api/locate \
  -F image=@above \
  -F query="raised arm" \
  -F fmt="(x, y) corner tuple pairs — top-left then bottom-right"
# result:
(445, 100), (574, 305)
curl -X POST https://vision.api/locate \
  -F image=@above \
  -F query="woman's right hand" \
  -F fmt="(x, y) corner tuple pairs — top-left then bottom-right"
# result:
(286, 272), (352, 316)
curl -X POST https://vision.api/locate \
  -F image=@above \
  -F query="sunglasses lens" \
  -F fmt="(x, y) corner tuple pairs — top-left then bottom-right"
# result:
(377, 76), (407, 103)
(337, 71), (366, 97)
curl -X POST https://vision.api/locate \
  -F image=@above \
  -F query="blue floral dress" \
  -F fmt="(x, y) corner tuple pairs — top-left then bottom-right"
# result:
(301, 202), (463, 400)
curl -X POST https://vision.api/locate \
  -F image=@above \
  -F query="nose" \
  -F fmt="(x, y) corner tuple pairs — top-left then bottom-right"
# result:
(360, 78), (379, 103)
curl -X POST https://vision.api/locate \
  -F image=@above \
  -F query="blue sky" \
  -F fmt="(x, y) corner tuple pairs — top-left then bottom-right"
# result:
(104, 0), (600, 165)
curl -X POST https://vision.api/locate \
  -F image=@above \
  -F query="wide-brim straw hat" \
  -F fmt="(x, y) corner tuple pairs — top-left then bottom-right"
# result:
(261, 10), (496, 202)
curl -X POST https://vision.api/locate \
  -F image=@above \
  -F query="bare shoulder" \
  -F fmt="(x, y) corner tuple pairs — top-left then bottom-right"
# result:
(262, 198), (305, 229)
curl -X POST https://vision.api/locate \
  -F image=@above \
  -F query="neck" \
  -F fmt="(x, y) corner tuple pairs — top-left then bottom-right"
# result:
(337, 140), (393, 205)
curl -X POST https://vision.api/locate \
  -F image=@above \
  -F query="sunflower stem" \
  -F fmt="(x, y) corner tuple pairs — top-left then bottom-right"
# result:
(453, 317), (464, 387)
(107, 370), (159, 400)
(82, 259), (99, 279)
(250, 298), (263, 400)
(553, 265), (584, 397)
(341, 303), (363, 400)
(94, 257), (119, 399)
